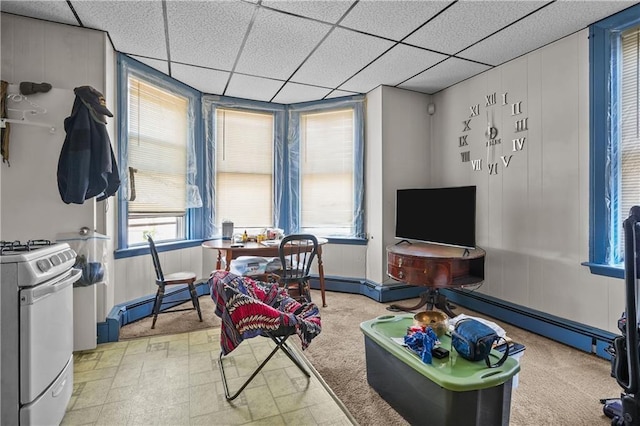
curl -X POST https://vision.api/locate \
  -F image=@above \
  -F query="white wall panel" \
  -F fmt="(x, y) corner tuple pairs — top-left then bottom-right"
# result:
(380, 87), (431, 282)
(432, 29), (625, 333)
(501, 250), (529, 306)
(0, 15), (105, 244)
(540, 35), (581, 263)
(365, 87), (384, 283)
(526, 50), (544, 257)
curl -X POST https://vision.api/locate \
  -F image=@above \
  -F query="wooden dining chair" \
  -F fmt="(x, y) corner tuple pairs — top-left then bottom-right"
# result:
(147, 235), (202, 329)
(278, 234), (319, 303)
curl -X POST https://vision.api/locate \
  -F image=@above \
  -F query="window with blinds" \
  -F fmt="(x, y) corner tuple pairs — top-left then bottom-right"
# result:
(617, 25), (640, 259)
(127, 76), (189, 243)
(300, 108), (355, 236)
(215, 108), (274, 230)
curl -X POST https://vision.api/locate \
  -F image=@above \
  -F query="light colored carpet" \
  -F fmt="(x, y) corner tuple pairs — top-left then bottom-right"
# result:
(119, 290), (622, 426)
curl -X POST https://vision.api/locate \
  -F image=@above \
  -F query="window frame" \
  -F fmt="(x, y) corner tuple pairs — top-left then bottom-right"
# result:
(115, 54), (204, 258)
(587, 4), (640, 278)
(287, 100), (365, 239)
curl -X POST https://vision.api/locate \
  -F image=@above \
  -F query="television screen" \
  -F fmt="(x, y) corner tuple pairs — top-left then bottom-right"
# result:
(395, 186), (476, 249)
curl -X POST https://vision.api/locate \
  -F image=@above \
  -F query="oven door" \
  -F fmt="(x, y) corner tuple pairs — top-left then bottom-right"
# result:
(20, 267), (80, 404)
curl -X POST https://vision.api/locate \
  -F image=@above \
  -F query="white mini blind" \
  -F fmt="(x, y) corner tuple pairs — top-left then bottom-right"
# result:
(215, 108), (274, 228)
(620, 26), (640, 253)
(300, 108), (354, 232)
(128, 77), (189, 216)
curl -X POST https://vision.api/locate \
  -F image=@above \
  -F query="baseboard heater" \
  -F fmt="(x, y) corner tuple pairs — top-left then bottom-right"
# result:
(97, 280), (208, 343)
(97, 275), (618, 360)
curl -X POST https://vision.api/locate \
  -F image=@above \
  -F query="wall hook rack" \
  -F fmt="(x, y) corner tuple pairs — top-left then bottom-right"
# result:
(0, 117), (56, 134)
(2, 93), (56, 133)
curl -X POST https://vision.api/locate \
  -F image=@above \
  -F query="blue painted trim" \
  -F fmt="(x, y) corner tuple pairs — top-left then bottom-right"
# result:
(325, 237), (367, 245)
(588, 4), (640, 270)
(116, 53), (128, 251)
(308, 276), (425, 302)
(98, 281), (210, 342)
(114, 239), (205, 259)
(582, 261), (625, 279)
(97, 273), (619, 362)
(441, 289), (617, 359)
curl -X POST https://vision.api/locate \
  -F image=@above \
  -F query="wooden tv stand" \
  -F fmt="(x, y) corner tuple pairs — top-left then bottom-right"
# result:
(386, 241), (485, 317)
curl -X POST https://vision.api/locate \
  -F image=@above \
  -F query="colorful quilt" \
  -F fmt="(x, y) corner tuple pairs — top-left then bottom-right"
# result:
(209, 270), (322, 355)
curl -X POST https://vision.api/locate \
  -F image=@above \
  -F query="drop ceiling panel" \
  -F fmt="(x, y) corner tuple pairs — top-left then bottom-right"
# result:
(166, 1), (255, 70)
(1, 1), (77, 26)
(398, 57), (491, 94)
(225, 74), (283, 102)
(291, 27), (395, 88)
(340, 44), (447, 93)
(171, 63), (229, 95)
(271, 82), (332, 104)
(458, 1), (638, 66)
(340, 0), (451, 41)
(325, 89), (360, 99)
(261, 0), (354, 24)
(405, 1), (547, 55)
(129, 55), (169, 75)
(235, 7), (332, 80)
(72, 1), (166, 60)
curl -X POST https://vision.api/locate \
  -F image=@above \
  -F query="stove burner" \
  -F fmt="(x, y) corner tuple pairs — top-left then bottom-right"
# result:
(0, 239), (52, 255)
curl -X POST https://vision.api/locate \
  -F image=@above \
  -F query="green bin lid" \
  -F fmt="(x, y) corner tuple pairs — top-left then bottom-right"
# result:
(360, 314), (520, 392)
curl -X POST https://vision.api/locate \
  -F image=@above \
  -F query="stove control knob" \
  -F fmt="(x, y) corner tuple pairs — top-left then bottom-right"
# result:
(37, 259), (52, 272)
(50, 255), (62, 266)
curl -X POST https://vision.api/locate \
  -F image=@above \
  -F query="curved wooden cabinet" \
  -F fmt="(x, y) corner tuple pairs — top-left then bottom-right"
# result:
(387, 242), (485, 288)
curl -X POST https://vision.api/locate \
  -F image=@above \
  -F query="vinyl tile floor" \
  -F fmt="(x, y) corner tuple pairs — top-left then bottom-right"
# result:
(61, 328), (355, 425)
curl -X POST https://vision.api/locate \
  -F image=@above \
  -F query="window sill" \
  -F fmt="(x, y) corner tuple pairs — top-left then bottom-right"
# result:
(115, 239), (205, 259)
(324, 237), (367, 245)
(582, 262), (624, 279)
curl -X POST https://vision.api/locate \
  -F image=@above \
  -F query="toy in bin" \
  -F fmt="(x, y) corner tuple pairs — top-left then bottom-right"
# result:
(405, 311), (448, 364)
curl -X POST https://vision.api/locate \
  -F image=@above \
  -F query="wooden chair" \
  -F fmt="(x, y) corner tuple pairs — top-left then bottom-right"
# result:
(278, 234), (318, 303)
(147, 235), (202, 329)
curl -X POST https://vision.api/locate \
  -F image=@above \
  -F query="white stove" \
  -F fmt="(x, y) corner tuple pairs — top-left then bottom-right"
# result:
(1, 240), (80, 425)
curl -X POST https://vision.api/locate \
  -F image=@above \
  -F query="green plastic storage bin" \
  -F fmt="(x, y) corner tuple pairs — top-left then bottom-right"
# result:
(360, 314), (520, 426)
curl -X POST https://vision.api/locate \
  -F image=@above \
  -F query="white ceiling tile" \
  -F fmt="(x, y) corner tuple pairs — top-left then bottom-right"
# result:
(340, 44), (448, 93)
(325, 89), (359, 99)
(129, 55), (169, 75)
(398, 57), (490, 94)
(291, 27), (395, 88)
(171, 63), (229, 95)
(405, 1), (547, 55)
(0, 1), (78, 26)
(261, 0), (354, 24)
(167, 1), (255, 71)
(458, 1), (638, 66)
(235, 7), (332, 80)
(340, 0), (450, 41)
(72, 1), (167, 59)
(225, 74), (284, 102)
(271, 82), (332, 104)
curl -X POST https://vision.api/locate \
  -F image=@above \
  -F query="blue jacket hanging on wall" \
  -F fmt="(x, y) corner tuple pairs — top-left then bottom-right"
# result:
(57, 86), (120, 204)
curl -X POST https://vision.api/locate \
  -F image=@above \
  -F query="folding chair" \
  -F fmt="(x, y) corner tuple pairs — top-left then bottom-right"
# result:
(209, 271), (322, 401)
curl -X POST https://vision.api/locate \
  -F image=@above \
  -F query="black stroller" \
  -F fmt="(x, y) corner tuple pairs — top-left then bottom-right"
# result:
(603, 206), (640, 425)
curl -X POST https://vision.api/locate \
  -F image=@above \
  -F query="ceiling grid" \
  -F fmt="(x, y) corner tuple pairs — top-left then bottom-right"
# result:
(1, 0), (637, 103)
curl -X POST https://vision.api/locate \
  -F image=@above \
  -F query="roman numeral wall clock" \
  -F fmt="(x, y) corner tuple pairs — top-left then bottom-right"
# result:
(458, 91), (528, 176)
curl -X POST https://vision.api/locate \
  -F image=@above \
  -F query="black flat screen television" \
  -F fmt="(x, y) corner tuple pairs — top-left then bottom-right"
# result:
(395, 186), (477, 249)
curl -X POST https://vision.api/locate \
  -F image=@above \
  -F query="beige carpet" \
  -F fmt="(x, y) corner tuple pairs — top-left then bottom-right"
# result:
(119, 290), (622, 426)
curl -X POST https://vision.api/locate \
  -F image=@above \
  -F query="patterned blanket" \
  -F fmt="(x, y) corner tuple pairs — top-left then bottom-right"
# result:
(209, 270), (322, 355)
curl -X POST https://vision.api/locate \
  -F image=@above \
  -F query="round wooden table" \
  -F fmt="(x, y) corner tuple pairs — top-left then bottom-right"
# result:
(386, 241), (485, 316)
(202, 238), (328, 307)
